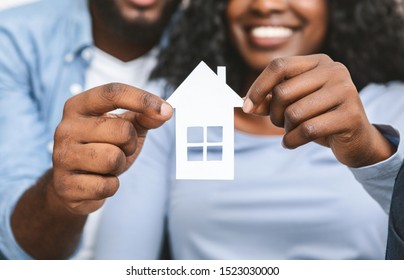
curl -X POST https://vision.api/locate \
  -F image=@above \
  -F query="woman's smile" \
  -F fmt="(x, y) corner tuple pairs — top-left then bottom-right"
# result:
(227, 0), (328, 72)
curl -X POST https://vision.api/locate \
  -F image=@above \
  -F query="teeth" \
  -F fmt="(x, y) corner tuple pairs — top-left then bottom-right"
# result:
(251, 26), (293, 38)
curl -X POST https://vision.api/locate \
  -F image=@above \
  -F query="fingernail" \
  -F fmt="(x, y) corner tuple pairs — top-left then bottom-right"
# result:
(160, 103), (173, 117)
(243, 98), (253, 113)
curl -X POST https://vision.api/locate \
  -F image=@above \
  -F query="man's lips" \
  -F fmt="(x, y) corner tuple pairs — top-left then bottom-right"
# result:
(126, 0), (157, 8)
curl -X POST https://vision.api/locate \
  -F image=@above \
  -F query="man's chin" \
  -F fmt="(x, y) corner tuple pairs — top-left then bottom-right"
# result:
(118, 21), (165, 45)
(91, 0), (179, 44)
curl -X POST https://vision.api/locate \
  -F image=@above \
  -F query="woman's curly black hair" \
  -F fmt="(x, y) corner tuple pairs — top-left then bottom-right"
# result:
(152, 0), (404, 94)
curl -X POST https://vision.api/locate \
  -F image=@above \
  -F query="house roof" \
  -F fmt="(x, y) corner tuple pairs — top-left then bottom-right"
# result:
(167, 61), (243, 109)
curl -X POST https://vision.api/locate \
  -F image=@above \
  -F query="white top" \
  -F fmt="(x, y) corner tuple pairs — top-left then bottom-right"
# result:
(84, 47), (157, 91)
(74, 47), (159, 259)
(92, 81), (404, 260)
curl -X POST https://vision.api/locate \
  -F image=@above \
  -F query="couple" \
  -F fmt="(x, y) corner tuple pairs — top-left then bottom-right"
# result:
(1, 0), (404, 260)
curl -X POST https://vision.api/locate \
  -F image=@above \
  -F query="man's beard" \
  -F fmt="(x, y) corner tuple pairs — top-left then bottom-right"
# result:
(90, 0), (180, 45)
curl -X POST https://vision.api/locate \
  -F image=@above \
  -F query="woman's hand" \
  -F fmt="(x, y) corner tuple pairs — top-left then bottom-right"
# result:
(243, 54), (396, 168)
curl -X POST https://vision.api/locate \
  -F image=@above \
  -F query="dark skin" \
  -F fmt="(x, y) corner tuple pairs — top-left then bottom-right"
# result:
(11, 0), (395, 260)
(12, 85), (173, 259)
(242, 55), (396, 167)
(91, 5), (149, 62)
(227, 0), (396, 166)
(11, 0), (177, 259)
(90, 0), (179, 61)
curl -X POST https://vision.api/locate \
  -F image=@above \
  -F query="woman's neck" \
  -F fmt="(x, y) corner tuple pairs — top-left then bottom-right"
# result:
(234, 109), (284, 136)
(233, 71), (284, 136)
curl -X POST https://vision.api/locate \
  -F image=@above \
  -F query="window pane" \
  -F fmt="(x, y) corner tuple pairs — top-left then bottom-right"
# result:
(187, 126), (204, 143)
(207, 126), (223, 143)
(207, 146), (222, 161)
(187, 146), (203, 161)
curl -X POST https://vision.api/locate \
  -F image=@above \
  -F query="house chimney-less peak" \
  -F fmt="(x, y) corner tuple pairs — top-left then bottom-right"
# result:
(217, 66), (226, 83)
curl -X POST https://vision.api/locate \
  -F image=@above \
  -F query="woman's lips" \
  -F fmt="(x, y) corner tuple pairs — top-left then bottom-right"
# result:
(249, 26), (294, 48)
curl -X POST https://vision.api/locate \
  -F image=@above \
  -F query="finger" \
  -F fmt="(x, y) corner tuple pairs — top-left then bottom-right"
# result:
(53, 143), (127, 176)
(54, 172), (119, 203)
(251, 67), (327, 117)
(249, 94), (272, 116)
(249, 66), (327, 117)
(244, 54), (332, 113)
(275, 87), (343, 132)
(268, 66), (331, 126)
(122, 111), (171, 138)
(64, 115), (138, 156)
(282, 109), (348, 149)
(65, 83), (173, 120)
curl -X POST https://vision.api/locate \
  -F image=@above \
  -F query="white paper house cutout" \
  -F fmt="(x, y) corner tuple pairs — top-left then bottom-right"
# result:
(167, 61), (243, 180)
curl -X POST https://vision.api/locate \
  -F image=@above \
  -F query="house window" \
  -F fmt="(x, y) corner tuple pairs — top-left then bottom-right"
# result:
(187, 126), (223, 161)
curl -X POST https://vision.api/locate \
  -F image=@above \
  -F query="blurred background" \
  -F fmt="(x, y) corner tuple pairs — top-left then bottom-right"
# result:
(0, 0), (36, 11)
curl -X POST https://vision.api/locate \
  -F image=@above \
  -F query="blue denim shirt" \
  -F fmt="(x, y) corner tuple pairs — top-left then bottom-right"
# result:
(0, 0), (93, 259)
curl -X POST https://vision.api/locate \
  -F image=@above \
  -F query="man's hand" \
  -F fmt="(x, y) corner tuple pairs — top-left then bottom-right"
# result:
(243, 54), (396, 168)
(11, 83), (172, 259)
(51, 83), (173, 215)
